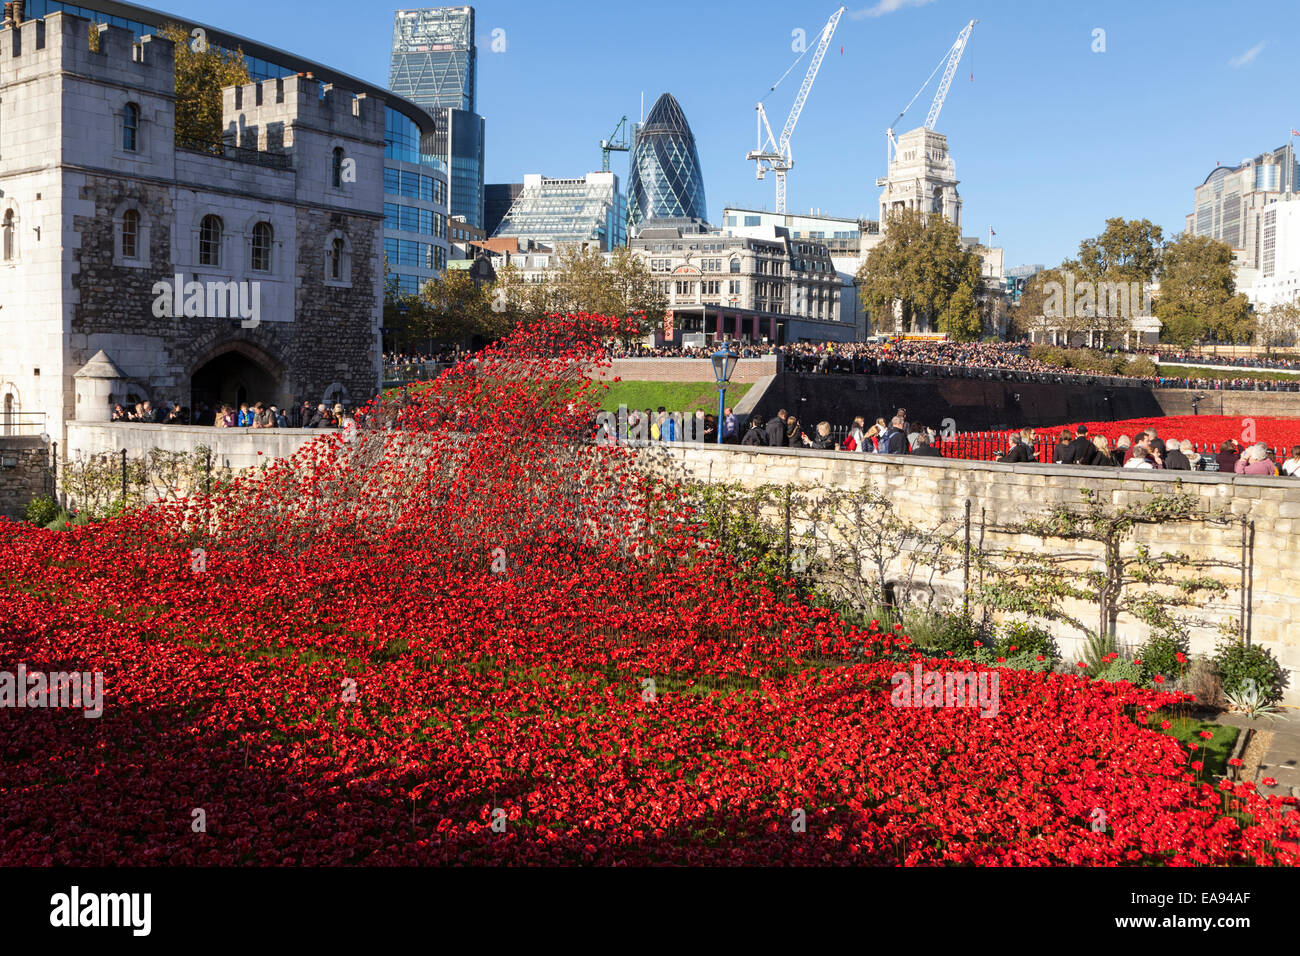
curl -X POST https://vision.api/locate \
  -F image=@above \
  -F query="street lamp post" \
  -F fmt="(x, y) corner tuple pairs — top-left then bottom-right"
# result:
(711, 340), (739, 446)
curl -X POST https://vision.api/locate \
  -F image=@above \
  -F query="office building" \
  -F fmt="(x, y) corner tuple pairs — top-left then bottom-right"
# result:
(389, 8), (485, 230)
(484, 182), (523, 236)
(627, 93), (707, 235)
(389, 6), (475, 112)
(493, 172), (627, 251)
(1185, 146), (1300, 270)
(433, 105), (485, 229)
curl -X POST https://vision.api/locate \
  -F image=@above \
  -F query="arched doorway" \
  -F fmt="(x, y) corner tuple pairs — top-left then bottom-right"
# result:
(191, 348), (282, 419)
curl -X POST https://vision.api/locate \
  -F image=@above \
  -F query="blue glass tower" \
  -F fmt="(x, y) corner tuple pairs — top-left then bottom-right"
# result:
(627, 93), (708, 234)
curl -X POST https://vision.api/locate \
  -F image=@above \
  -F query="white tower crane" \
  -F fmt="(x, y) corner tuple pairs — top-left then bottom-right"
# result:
(746, 5), (845, 214)
(880, 19), (977, 177)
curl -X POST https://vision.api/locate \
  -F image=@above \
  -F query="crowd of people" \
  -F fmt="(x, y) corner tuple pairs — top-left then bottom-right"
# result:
(112, 400), (355, 430)
(1139, 349), (1300, 371)
(624, 402), (1300, 478)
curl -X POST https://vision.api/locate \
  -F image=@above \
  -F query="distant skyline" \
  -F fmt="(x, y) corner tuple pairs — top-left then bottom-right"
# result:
(154, 0), (1300, 267)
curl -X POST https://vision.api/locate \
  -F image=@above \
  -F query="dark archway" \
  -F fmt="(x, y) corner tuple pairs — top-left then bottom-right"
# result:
(191, 350), (280, 418)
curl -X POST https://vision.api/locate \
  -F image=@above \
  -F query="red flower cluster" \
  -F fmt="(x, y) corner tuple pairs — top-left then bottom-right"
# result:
(0, 315), (1295, 866)
(945, 416), (1300, 461)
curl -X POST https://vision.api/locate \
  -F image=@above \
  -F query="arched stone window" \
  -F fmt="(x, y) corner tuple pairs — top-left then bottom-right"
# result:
(324, 231), (352, 287)
(1, 209), (13, 261)
(251, 221), (273, 272)
(199, 214), (223, 267)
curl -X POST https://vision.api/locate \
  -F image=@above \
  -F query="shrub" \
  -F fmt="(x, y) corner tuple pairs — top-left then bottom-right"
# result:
(911, 611), (984, 658)
(995, 619), (1058, 662)
(1214, 640), (1286, 703)
(1092, 658), (1144, 685)
(23, 495), (60, 527)
(1137, 632), (1189, 682)
(1127, 356), (1158, 377)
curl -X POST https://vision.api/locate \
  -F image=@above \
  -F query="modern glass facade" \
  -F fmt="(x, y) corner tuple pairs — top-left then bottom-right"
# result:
(389, 7), (475, 113)
(493, 173), (627, 250)
(434, 107), (484, 230)
(484, 182), (524, 237)
(627, 93), (708, 234)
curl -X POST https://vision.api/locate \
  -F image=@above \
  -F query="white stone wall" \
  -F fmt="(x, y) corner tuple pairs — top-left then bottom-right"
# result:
(641, 442), (1300, 705)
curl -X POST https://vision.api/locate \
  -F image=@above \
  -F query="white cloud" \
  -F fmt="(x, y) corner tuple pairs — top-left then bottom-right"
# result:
(849, 0), (938, 20)
(1228, 41), (1265, 68)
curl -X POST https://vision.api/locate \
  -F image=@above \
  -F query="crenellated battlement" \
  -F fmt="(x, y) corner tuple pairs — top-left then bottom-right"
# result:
(0, 12), (173, 95)
(225, 74), (383, 140)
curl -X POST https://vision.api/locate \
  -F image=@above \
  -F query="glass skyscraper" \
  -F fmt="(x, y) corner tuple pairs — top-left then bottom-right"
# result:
(389, 7), (476, 112)
(627, 93), (708, 234)
(389, 7), (484, 229)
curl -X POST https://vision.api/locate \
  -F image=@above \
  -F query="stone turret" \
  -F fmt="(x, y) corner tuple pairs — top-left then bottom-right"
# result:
(73, 351), (125, 421)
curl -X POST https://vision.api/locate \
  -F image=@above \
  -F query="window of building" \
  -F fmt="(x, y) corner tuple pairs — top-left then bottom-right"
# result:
(2, 209), (14, 261)
(400, 206), (419, 232)
(702, 280), (720, 295)
(434, 246), (446, 271)
(384, 203), (400, 230)
(728, 280), (740, 295)
(724, 216), (736, 227)
(123, 102), (139, 152)
(199, 215), (222, 266)
(675, 280), (695, 296)
(332, 148), (345, 188)
(400, 170), (420, 199)
(121, 209), (140, 259)
(251, 222), (273, 272)
(744, 215), (761, 227)
(384, 167), (400, 196)
(729, 258), (741, 274)
(330, 238), (344, 280)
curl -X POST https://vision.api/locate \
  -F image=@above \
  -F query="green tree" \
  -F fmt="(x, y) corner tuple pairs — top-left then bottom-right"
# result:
(1076, 217), (1164, 283)
(856, 209), (984, 340)
(1155, 233), (1253, 346)
(157, 24), (251, 147)
(1255, 301), (1300, 355)
(416, 269), (505, 346)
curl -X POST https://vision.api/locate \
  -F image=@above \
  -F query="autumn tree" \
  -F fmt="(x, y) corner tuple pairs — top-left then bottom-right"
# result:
(154, 23), (251, 147)
(856, 209), (984, 340)
(1254, 301), (1300, 355)
(1155, 233), (1253, 346)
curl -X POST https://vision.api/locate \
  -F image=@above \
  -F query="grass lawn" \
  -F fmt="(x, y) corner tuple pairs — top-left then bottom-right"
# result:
(1153, 712), (1240, 778)
(597, 380), (753, 414)
(1158, 364), (1300, 383)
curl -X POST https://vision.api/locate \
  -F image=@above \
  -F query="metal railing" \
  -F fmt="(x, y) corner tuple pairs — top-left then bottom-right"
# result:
(781, 356), (1300, 391)
(177, 139), (293, 171)
(0, 411), (47, 438)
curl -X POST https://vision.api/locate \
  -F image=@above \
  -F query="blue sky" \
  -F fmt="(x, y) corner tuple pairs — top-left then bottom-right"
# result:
(163, 0), (1300, 267)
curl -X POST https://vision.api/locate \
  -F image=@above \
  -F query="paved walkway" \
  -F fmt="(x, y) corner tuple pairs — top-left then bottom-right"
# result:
(1214, 707), (1300, 800)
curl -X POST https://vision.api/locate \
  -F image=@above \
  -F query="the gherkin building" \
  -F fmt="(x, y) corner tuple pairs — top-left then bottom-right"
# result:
(627, 93), (709, 234)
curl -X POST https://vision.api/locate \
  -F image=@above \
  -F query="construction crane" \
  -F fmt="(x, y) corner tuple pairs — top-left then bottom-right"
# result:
(600, 116), (630, 173)
(746, 5), (845, 214)
(878, 18), (977, 183)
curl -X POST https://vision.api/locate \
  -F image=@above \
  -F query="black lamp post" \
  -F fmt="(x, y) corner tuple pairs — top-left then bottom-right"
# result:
(711, 340), (739, 445)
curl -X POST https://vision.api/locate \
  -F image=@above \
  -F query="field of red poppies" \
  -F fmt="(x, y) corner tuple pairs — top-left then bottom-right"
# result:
(2, 315), (1297, 866)
(945, 415), (1300, 461)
